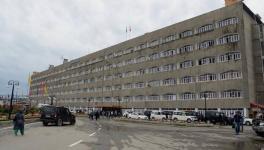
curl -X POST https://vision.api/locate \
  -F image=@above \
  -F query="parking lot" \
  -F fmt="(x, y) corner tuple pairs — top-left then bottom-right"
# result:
(1, 117), (264, 150)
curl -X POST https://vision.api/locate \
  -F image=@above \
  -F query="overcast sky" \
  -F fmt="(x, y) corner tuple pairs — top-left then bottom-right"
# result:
(0, 0), (263, 96)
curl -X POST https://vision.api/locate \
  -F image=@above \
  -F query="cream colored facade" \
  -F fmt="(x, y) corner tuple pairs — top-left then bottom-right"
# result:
(30, 2), (264, 117)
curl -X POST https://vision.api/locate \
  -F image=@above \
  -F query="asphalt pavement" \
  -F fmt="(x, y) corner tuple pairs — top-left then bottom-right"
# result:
(0, 117), (264, 150)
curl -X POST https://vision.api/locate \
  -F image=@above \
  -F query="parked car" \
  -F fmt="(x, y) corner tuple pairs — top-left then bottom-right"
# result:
(244, 118), (253, 126)
(204, 111), (228, 124)
(123, 111), (133, 118)
(128, 112), (147, 120)
(172, 111), (197, 123)
(40, 106), (76, 126)
(252, 119), (264, 137)
(151, 111), (166, 120)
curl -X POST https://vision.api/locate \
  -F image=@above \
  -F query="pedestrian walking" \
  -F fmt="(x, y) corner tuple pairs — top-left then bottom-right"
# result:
(13, 110), (25, 136)
(233, 111), (242, 135)
(95, 111), (99, 120)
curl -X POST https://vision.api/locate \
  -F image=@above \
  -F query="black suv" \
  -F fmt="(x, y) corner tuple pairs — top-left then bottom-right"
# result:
(40, 106), (76, 126)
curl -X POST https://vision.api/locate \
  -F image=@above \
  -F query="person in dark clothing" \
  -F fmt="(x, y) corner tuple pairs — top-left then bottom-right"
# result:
(95, 111), (99, 120)
(13, 111), (25, 136)
(233, 111), (242, 135)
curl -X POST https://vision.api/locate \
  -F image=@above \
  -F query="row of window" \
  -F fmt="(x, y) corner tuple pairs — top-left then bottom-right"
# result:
(35, 90), (242, 102)
(30, 51), (241, 88)
(32, 17), (240, 81)
(30, 71), (242, 94)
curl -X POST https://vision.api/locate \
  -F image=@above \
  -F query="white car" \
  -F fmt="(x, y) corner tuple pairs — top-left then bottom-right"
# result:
(172, 111), (197, 123)
(243, 117), (253, 126)
(128, 113), (147, 120)
(123, 111), (133, 118)
(151, 111), (166, 120)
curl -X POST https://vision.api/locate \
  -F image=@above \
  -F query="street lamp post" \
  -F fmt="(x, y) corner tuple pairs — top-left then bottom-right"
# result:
(204, 93), (207, 123)
(8, 80), (19, 120)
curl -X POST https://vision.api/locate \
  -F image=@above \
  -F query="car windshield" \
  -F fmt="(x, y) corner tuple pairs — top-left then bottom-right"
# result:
(41, 106), (56, 113)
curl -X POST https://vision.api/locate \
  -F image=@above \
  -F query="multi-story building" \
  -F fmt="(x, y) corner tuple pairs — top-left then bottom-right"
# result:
(30, 2), (264, 117)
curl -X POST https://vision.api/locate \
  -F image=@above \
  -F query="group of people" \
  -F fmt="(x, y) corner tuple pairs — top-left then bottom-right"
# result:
(88, 111), (100, 120)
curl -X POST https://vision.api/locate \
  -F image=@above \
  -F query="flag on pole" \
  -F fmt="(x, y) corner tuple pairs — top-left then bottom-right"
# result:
(129, 25), (131, 32)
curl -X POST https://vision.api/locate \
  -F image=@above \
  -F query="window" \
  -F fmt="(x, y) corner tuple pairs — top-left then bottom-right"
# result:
(124, 83), (133, 89)
(123, 47), (134, 55)
(180, 30), (193, 38)
(125, 59), (134, 65)
(162, 64), (175, 72)
(221, 90), (242, 98)
(148, 80), (160, 87)
(113, 73), (122, 79)
(181, 92), (196, 100)
(199, 40), (214, 49)
(220, 71), (242, 80)
(114, 50), (123, 57)
(104, 86), (112, 91)
(104, 75), (112, 80)
(180, 60), (193, 69)
(150, 40), (159, 47)
(136, 69), (145, 76)
(135, 82), (145, 88)
(123, 96), (133, 102)
(136, 56), (146, 63)
(179, 45), (193, 54)
(219, 52), (241, 62)
(148, 95), (160, 101)
(114, 84), (122, 90)
(199, 73), (217, 82)
(124, 71), (134, 78)
(161, 49), (176, 57)
(200, 91), (217, 99)
(163, 94), (176, 101)
(199, 57), (216, 65)
(149, 53), (160, 60)
(162, 78), (176, 86)
(164, 35), (175, 43)
(135, 95), (145, 101)
(217, 17), (239, 28)
(198, 24), (214, 33)
(180, 76), (195, 84)
(104, 97), (112, 101)
(105, 53), (113, 59)
(217, 34), (239, 45)
(148, 66), (160, 73)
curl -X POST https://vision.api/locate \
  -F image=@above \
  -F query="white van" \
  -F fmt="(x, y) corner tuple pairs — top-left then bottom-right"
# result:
(172, 111), (197, 123)
(151, 111), (166, 120)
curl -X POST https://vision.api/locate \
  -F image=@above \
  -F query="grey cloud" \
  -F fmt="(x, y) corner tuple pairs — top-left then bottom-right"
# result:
(0, 0), (263, 95)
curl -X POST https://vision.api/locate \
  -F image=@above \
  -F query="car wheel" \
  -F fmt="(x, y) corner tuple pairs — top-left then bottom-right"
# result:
(187, 119), (191, 123)
(162, 118), (166, 121)
(57, 119), (63, 126)
(43, 121), (48, 126)
(245, 121), (250, 126)
(70, 120), (76, 125)
(173, 118), (178, 122)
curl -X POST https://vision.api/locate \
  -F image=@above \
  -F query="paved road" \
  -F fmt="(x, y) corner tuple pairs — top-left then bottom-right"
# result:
(1, 117), (264, 150)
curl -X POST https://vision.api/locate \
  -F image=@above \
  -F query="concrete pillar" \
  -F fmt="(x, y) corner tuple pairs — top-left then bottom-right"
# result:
(176, 108), (178, 111)
(217, 108), (221, 112)
(132, 108), (134, 111)
(243, 108), (248, 117)
(159, 108), (162, 112)
(195, 108), (198, 112)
